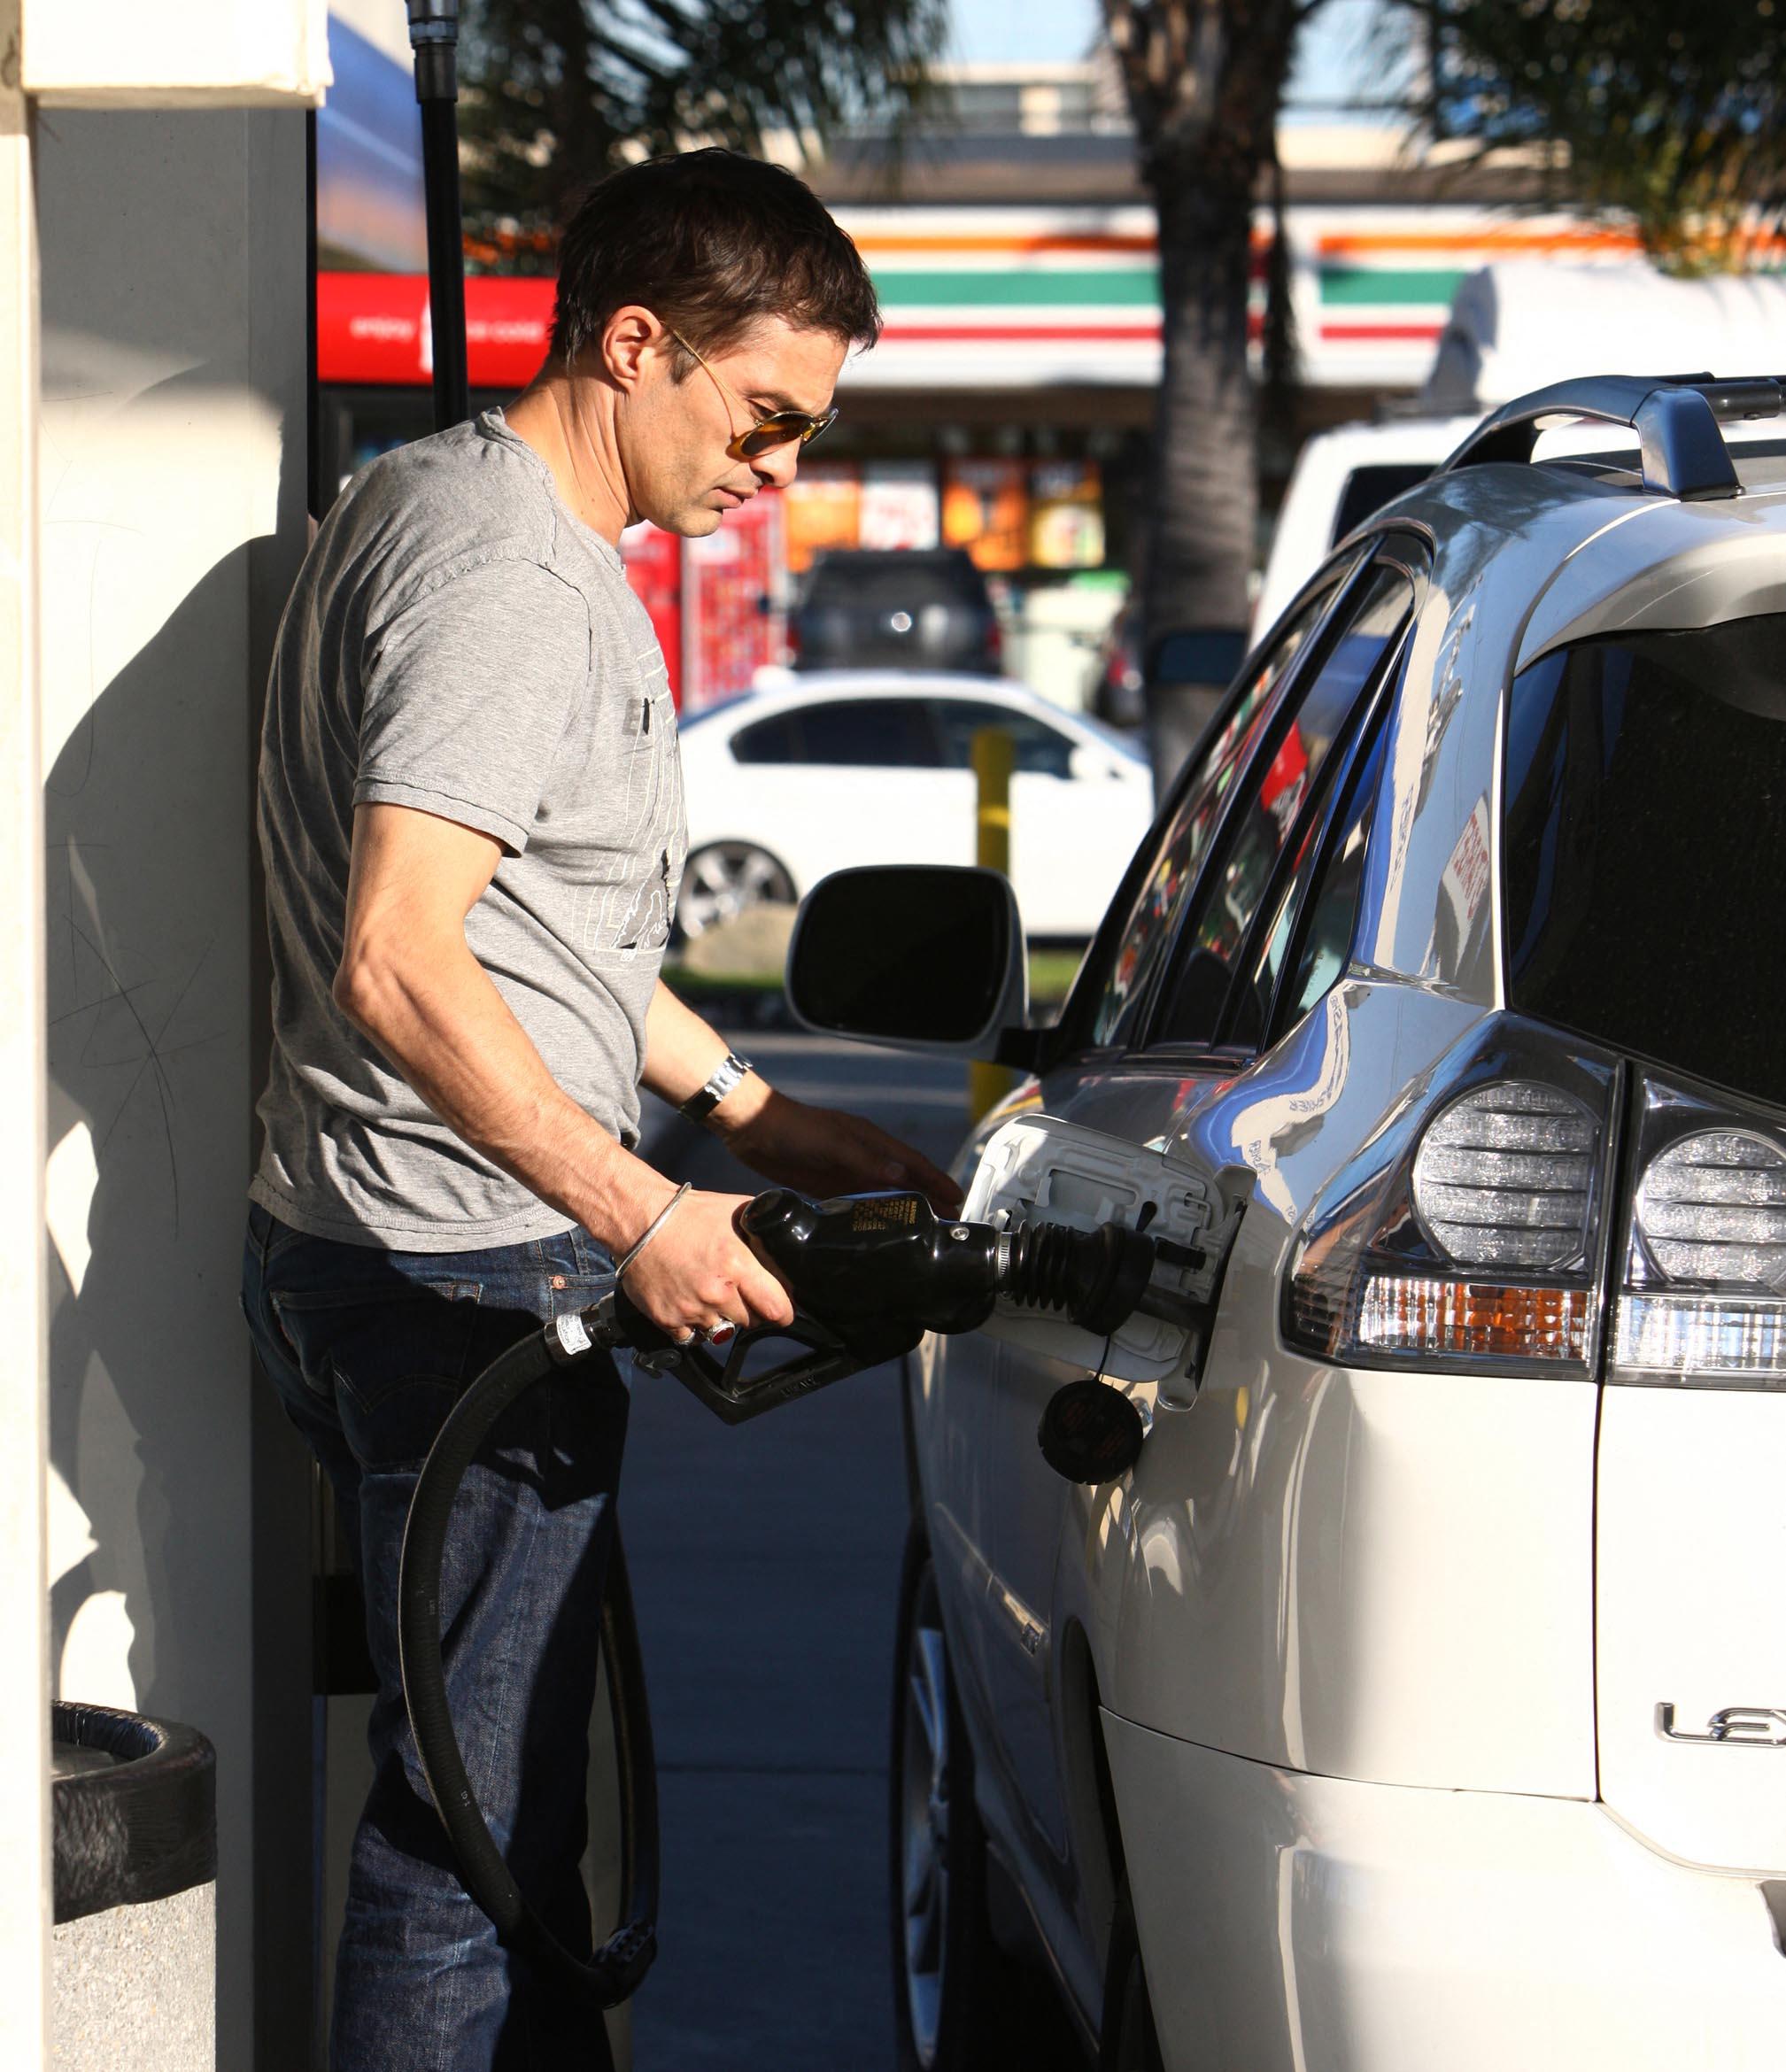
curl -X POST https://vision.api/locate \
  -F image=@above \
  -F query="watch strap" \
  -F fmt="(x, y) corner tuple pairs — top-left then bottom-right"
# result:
(679, 1050), (754, 1124)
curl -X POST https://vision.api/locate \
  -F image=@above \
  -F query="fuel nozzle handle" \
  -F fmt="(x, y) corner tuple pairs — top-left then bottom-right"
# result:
(737, 1188), (1004, 1336)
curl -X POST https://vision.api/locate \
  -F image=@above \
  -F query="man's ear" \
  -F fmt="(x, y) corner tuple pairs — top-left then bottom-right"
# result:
(601, 305), (669, 395)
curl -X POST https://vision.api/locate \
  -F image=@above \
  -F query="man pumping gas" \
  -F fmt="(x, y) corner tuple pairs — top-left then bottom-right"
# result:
(240, 149), (959, 2070)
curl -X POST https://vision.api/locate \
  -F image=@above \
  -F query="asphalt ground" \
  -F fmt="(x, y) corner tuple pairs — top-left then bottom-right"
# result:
(624, 1032), (976, 2072)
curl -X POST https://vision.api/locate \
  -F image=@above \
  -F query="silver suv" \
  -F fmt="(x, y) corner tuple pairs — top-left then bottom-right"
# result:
(788, 376), (1786, 2072)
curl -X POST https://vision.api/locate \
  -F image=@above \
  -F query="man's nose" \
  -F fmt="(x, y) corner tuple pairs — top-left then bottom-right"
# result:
(753, 440), (802, 491)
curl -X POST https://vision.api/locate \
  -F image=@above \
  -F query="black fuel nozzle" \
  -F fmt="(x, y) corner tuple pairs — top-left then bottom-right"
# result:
(740, 1187), (1170, 1340)
(580, 1188), (1190, 1428)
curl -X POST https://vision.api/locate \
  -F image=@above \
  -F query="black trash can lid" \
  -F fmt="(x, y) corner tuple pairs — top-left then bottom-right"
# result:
(50, 1700), (215, 1924)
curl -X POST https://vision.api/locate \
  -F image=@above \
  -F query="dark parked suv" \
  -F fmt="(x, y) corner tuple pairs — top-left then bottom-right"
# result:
(790, 547), (1001, 674)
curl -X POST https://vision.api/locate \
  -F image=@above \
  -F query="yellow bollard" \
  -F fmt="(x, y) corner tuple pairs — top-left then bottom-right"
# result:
(968, 726), (1017, 1123)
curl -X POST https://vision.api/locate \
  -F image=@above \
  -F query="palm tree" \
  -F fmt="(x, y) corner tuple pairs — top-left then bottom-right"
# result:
(1101, 0), (1319, 770)
(457, 0), (947, 255)
(1403, 0), (1786, 276)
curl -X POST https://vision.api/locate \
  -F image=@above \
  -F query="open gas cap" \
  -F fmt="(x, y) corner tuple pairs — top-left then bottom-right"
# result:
(1037, 1377), (1146, 1485)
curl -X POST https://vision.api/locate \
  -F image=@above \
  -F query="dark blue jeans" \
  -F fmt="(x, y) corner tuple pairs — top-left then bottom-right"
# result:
(242, 1202), (629, 2072)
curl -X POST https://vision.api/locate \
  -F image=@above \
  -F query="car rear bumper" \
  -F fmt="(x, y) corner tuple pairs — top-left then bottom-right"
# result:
(1102, 1710), (1786, 2072)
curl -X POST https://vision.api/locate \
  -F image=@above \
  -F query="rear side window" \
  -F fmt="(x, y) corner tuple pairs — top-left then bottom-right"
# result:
(932, 701), (1075, 778)
(1277, 702), (1393, 1032)
(1149, 564), (1413, 1047)
(1084, 579), (1337, 1049)
(1504, 615), (1786, 1103)
(731, 713), (801, 763)
(792, 698), (939, 767)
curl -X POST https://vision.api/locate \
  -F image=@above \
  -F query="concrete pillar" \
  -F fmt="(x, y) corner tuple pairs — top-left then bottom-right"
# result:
(0, 0), (53, 2060)
(35, 102), (311, 2068)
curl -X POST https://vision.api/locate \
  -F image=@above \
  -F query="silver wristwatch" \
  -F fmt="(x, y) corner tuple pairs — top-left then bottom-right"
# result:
(679, 1050), (754, 1124)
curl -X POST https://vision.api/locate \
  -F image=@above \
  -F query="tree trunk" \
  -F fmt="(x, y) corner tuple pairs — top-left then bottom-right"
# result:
(1141, 161), (1259, 788)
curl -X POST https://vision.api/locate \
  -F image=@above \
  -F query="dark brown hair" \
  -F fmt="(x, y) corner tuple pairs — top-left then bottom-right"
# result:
(549, 149), (881, 373)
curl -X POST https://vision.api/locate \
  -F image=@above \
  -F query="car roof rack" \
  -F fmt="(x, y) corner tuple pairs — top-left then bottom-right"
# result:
(1440, 375), (1786, 502)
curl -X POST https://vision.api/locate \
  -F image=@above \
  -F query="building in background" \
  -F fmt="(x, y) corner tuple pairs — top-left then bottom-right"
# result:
(315, 46), (1645, 715)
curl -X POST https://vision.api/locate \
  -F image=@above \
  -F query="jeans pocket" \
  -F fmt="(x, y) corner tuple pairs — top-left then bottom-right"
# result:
(269, 1281), (484, 1470)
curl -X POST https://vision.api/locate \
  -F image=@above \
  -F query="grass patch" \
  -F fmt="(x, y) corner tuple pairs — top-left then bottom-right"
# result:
(662, 963), (786, 996)
(663, 945), (1085, 1011)
(1027, 947), (1083, 1007)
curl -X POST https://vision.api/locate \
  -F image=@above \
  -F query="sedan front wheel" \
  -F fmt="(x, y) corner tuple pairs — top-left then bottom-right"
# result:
(677, 840), (795, 939)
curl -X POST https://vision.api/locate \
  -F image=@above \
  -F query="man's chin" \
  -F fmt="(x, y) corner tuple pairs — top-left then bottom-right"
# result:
(653, 506), (724, 539)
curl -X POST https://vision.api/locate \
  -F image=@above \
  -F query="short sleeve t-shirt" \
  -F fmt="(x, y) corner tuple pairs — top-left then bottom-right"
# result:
(250, 409), (686, 1250)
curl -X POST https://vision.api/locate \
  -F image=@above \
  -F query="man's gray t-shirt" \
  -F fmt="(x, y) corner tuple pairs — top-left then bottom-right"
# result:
(251, 409), (686, 1251)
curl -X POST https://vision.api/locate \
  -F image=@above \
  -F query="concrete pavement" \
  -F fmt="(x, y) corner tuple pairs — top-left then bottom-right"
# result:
(623, 1032), (972, 2072)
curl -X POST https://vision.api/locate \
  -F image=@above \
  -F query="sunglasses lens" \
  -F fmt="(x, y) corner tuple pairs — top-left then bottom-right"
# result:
(731, 406), (838, 460)
(736, 415), (807, 459)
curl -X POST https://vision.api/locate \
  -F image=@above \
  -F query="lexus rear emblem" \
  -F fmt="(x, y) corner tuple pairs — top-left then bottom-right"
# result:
(1656, 1703), (1786, 1747)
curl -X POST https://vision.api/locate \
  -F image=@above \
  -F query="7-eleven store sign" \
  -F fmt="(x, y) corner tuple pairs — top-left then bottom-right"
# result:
(317, 205), (1645, 398)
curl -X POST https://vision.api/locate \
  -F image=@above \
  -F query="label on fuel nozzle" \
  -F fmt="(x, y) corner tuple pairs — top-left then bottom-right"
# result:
(555, 1311), (592, 1357)
(850, 1194), (922, 1230)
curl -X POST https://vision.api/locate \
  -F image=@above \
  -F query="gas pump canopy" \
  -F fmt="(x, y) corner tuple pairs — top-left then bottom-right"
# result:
(317, 202), (1676, 398)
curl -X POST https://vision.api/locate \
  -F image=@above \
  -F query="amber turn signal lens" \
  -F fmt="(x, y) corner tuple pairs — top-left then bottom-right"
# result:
(1355, 1274), (1591, 1361)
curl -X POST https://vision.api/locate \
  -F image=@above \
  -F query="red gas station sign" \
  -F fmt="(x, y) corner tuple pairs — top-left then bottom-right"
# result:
(317, 272), (554, 389)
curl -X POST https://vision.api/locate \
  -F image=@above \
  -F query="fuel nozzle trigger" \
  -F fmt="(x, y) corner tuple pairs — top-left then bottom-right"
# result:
(628, 1305), (922, 1426)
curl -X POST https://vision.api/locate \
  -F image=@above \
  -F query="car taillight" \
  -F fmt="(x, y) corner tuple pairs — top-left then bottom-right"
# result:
(1411, 1083), (1599, 1270)
(1285, 1036), (1619, 1374)
(986, 617), (1003, 667)
(1609, 1079), (1786, 1386)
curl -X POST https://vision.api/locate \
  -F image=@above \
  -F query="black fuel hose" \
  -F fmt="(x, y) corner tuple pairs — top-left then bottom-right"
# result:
(392, 1190), (1171, 2030)
(397, 1325), (659, 2020)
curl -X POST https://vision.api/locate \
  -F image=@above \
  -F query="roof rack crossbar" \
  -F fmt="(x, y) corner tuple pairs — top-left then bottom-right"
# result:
(1440, 375), (1786, 502)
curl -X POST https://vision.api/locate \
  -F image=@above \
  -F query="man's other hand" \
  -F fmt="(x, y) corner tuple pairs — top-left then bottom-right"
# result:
(722, 1092), (963, 1217)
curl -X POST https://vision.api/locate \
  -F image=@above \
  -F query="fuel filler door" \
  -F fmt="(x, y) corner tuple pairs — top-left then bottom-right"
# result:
(963, 1114), (1242, 1391)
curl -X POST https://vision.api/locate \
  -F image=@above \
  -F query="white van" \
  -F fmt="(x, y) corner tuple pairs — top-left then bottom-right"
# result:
(1252, 262), (1786, 638)
(1251, 410), (1475, 636)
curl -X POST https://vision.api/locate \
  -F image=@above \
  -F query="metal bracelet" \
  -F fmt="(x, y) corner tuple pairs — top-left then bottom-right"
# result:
(614, 1182), (692, 1282)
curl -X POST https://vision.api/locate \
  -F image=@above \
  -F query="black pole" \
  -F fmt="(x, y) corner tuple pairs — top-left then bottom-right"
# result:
(409, 0), (470, 432)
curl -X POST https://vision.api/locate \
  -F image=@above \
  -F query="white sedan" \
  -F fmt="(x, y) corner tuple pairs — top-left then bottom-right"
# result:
(675, 670), (1154, 939)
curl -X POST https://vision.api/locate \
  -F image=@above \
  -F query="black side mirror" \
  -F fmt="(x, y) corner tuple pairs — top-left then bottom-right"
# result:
(785, 866), (1029, 1057)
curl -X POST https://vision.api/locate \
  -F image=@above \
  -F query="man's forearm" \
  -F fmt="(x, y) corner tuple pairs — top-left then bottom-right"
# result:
(335, 932), (673, 1252)
(638, 979), (961, 1213)
(640, 978), (773, 1141)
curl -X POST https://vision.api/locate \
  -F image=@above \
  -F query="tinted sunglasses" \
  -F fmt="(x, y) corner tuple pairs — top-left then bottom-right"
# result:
(670, 329), (839, 461)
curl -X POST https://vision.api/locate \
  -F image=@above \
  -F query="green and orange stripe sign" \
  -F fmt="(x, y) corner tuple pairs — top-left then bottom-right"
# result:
(317, 208), (1664, 391)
